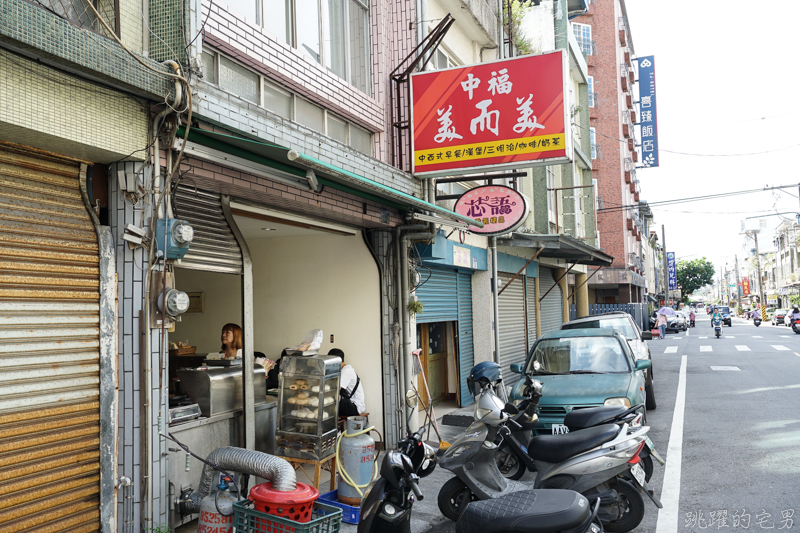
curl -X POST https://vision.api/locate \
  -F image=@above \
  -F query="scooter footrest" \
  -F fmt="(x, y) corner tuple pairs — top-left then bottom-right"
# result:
(455, 490), (591, 533)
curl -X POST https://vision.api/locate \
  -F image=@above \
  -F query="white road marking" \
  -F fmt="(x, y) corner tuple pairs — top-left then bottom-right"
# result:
(700, 346), (713, 352)
(780, 336), (791, 339)
(752, 336), (763, 338)
(656, 355), (687, 533)
(772, 345), (790, 351)
(711, 366), (741, 371)
(699, 336), (708, 339)
(735, 345), (750, 351)
(724, 336), (736, 339)
(665, 346), (678, 353)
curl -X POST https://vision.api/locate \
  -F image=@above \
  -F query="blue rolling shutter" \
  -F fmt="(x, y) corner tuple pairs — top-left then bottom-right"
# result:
(415, 268), (458, 323)
(414, 267), (475, 407)
(456, 272), (474, 406)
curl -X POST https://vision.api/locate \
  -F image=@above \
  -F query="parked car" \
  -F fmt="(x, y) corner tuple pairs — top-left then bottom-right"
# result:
(772, 309), (788, 326)
(673, 311), (688, 331)
(560, 311), (656, 410)
(510, 328), (651, 436)
(712, 306), (733, 327)
(765, 307), (776, 320)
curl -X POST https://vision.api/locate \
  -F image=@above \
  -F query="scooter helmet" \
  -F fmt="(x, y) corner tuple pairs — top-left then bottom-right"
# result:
(467, 361), (503, 397)
(472, 388), (509, 427)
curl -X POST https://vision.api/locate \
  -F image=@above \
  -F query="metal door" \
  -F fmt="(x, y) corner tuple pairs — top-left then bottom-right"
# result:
(415, 268), (475, 406)
(0, 145), (102, 531)
(540, 267), (564, 335)
(173, 185), (243, 274)
(498, 273), (527, 383)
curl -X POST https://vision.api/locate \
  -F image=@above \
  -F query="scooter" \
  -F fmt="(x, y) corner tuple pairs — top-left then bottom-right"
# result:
(456, 490), (604, 533)
(791, 317), (800, 335)
(713, 317), (722, 338)
(358, 390), (436, 533)
(753, 316), (762, 327)
(438, 379), (662, 531)
(491, 372), (662, 482)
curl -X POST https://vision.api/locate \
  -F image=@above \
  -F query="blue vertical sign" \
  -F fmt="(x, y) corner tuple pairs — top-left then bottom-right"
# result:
(667, 252), (677, 290)
(637, 56), (659, 168)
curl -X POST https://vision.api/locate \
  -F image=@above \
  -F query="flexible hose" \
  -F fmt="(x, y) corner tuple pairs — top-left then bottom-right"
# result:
(335, 425), (379, 498)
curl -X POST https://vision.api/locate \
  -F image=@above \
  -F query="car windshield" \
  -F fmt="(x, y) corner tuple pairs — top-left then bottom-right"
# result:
(717, 307), (730, 314)
(562, 317), (637, 339)
(527, 337), (630, 374)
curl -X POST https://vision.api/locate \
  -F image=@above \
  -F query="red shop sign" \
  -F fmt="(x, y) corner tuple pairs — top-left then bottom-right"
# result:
(454, 185), (529, 235)
(411, 51), (571, 177)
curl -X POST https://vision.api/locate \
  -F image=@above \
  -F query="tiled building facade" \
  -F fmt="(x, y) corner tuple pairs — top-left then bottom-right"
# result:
(575, 0), (648, 304)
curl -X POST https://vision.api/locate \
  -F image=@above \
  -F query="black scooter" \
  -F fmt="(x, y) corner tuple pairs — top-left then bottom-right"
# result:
(358, 391), (436, 533)
(791, 317), (800, 335)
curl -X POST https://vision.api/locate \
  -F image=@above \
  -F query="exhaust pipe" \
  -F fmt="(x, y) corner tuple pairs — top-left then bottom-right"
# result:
(185, 447), (297, 513)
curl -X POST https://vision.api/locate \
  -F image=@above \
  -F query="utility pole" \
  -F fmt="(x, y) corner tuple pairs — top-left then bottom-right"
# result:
(661, 225), (668, 303)
(734, 255), (741, 310)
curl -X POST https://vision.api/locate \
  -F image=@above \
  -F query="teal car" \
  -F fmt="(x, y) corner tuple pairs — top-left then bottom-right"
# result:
(509, 328), (651, 436)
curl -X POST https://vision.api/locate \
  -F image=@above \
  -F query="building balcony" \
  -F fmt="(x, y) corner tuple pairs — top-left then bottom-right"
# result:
(624, 50), (632, 66)
(631, 150), (639, 163)
(622, 122), (631, 138)
(634, 191), (640, 202)
(629, 181), (636, 193)
(619, 29), (626, 45)
(630, 110), (637, 123)
(625, 170), (632, 183)
(620, 76), (629, 92)
(627, 139), (634, 151)
(626, 94), (633, 109)
(629, 70), (635, 85)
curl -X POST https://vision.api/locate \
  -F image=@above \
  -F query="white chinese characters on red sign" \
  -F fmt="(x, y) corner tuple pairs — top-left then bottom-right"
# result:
(454, 186), (529, 236)
(411, 51), (569, 176)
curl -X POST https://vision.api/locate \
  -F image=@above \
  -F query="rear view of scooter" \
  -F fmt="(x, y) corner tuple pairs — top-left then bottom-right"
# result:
(713, 317), (722, 338)
(358, 390), (436, 533)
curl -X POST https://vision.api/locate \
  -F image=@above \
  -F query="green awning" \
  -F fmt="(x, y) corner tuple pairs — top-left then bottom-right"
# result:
(177, 125), (483, 227)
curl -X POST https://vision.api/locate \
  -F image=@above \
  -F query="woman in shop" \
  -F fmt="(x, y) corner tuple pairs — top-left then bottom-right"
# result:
(220, 323), (243, 359)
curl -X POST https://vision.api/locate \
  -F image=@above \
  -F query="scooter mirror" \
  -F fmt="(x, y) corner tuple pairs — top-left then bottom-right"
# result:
(405, 389), (419, 408)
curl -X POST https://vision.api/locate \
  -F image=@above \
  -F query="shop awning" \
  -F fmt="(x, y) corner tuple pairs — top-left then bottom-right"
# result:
(176, 125), (483, 228)
(496, 232), (613, 266)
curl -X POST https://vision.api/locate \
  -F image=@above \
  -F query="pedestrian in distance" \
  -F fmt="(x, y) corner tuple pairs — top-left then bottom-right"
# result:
(689, 309), (696, 328)
(656, 312), (668, 339)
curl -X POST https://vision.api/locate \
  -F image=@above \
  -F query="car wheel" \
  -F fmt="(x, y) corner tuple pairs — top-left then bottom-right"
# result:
(645, 379), (657, 410)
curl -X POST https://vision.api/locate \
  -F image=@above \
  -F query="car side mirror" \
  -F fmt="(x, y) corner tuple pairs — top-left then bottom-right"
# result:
(641, 331), (653, 341)
(634, 359), (652, 371)
(510, 363), (523, 374)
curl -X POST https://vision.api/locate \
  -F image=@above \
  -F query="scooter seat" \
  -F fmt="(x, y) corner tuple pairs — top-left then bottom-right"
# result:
(564, 406), (628, 431)
(456, 489), (591, 533)
(527, 424), (618, 464)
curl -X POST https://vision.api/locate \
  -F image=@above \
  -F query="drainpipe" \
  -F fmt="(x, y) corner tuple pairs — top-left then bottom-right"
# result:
(497, 0), (504, 60)
(490, 237), (501, 363)
(395, 224), (432, 435)
(141, 60), (183, 529)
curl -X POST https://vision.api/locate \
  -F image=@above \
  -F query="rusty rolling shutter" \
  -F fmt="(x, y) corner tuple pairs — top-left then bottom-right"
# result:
(173, 185), (243, 274)
(0, 145), (101, 533)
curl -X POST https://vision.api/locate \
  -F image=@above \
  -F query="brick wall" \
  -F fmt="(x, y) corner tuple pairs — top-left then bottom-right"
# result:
(576, 0), (639, 271)
(199, 0), (414, 163)
(194, 81), (420, 197)
(177, 153), (405, 229)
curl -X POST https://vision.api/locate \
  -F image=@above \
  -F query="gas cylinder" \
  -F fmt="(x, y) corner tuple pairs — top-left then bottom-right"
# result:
(337, 416), (376, 506)
(198, 477), (237, 533)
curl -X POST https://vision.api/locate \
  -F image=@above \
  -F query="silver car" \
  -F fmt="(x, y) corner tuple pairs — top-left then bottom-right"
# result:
(560, 311), (657, 410)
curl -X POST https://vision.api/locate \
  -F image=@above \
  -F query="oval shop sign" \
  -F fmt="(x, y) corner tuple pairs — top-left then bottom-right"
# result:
(454, 185), (529, 236)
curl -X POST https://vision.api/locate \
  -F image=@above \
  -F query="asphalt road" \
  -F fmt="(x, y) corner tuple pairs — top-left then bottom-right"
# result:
(343, 308), (800, 533)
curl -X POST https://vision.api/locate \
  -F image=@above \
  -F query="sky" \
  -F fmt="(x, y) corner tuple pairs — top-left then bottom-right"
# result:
(623, 0), (800, 279)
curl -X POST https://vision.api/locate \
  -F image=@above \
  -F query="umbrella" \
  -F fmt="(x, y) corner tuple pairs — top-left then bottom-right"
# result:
(657, 307), (676, 316)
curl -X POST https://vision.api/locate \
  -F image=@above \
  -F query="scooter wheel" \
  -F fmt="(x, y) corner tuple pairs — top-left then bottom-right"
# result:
(604, 479), (646, 532)
(495, 447), (526, 480)
(438, 477), (476, 521)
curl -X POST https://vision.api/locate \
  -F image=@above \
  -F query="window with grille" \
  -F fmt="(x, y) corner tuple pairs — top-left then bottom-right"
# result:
(32, 0), (118, 36)
(590, 128), (597, 159)
(588, 76), (595, 107)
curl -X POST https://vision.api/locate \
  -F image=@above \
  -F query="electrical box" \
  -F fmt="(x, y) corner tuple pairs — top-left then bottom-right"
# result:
(156, 219), (194, 259)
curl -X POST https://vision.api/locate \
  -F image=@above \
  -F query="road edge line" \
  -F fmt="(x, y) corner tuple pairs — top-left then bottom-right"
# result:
(655, 354), (687, 533)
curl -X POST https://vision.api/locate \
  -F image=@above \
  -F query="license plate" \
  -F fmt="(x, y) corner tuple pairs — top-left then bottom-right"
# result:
(552, 424), (569, 435)
(631, 462), (646, 486)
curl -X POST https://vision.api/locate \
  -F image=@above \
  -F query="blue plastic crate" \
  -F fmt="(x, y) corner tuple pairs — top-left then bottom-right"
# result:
(318, 490), (361, 524)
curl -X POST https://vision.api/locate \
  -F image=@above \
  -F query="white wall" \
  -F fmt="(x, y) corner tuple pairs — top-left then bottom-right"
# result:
(174, 232), (384, 436)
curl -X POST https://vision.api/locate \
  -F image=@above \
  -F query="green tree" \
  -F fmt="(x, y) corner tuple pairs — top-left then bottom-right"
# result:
(503, 0), (535, 55)
(677, 257), (715, 303)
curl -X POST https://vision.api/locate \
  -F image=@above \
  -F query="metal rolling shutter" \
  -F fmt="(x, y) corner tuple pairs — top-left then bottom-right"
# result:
(498, 273), (527, 384)
(540, 267), (564, 335)
(456, 272), (474, 406)
(527, 278), (537, 349)
(0, 146), (102, 532)
(173, 185), (243, 274)
(415, 268), (458, 323)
